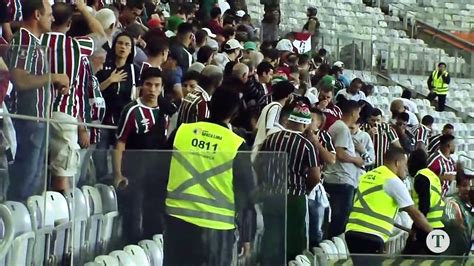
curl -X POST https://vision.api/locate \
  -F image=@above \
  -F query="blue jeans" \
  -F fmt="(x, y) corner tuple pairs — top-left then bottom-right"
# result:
(324, 183), (355, 238)
(308, 196), (328, 247)
(8, 120), (46, 201)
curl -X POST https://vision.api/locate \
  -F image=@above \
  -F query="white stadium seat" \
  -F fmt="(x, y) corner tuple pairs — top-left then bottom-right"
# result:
(46, 191), (73, 265)
(109, 250), (136, 266)
(65, 188), (90, 265)
(95, 255), (119, 266)
(139, 239), (163, 266)
(27, 195), (55, 265)
(95, 184), (119, 253)
(123, 245), (150, 266)
(82, 185), (105, 259)
(3, 201), (34, 266)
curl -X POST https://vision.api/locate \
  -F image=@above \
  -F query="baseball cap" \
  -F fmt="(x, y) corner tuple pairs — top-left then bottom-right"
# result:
(243, 41), (257, 51)
(167, 16), (184, 32)
(189, 62), (205, 73)
(224, 39), (244, 50)
(288, 102), (312, 125)
(95, 8), (116, 31)
(207, 37), (219, 51)
(333, 61), (344, 68)
(317, 75), (336, 89)
(202, 27), (217, 38)
(276, 39), (294, 53)
(147, 18), (162, 29)
(236, 10), (246, 17)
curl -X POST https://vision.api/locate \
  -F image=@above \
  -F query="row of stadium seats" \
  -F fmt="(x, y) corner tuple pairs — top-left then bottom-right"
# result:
(0, 184), (118, 265)
(288, 229), (409, 265)
(85, 234), (163, 266)
(389, 1), (474, 31)
(247, 0), (469, 75)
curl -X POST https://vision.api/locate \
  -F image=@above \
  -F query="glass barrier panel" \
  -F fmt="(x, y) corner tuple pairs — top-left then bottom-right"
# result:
(312, 253), (471, 266)
(68, 150), (288, 266)
(320, 34), (474, 79)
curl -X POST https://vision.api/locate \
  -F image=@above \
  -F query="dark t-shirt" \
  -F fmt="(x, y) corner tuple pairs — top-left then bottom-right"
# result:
(96, 63), (141, 125)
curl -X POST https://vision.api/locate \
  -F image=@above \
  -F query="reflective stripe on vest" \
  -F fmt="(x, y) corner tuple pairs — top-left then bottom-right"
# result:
(432, 70), (449, 95)
(166, 122), (244, 230)
(346, 166), (399, 242)
(412, 168), (445, 228)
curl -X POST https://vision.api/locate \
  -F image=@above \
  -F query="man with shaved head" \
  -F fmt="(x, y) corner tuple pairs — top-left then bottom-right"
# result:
(390, 99), (419, 131)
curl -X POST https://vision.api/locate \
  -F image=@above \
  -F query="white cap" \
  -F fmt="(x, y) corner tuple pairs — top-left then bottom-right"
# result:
(333, 61), (344, 68)
(189, 62), (205, 73)
(224, 39), (243, 50)
(165, 30), (176, 38)
(202, 27), (216, 38)
(236, 10), (246, 17)
(207, 37), (219, 51)
(95, 8), (116, 31)
(162, 11), (170, 18)
(276, 39), (293, 53)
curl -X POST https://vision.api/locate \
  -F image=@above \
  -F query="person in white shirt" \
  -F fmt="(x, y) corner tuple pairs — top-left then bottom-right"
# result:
(251, 80), (295, 161)
(213, 39), (243, 71)
(335, 78), (367, 102)
(399, 89), (419, 114)
(390, 99), (419, 131)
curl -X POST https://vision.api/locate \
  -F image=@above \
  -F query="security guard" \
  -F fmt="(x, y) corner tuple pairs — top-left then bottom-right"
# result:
(345, 147), (433, 266)
(427, 62), (450, 112)
(163, 87), (254, 266)
(404, 149), (445, 254)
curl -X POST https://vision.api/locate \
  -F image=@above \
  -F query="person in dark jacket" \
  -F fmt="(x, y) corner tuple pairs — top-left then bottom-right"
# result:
(169, 22), (194, 73)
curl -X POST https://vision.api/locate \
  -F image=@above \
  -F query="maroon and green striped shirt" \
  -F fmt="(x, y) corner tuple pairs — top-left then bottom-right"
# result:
(413, 124), (431, 146)
(260, 129), (319, 196)
(7, 27), (47, 118)
(41, 33), (94, 118)
(361, 122), (399, 168)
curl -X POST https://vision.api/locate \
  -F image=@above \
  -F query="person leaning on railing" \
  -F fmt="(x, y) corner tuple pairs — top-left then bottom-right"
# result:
(403, 149), (445, 255)
(345, 147), (433, 266)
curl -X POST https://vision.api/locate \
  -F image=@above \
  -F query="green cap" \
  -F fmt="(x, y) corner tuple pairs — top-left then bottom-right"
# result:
(243, 41), (257, 51)
(167, 15), (184, 32)
(317, 75), (336, 90)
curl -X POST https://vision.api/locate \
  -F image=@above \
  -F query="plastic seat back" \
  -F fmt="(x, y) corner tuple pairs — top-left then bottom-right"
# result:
(65, 188), (89, 265)
(332, 236), (348, 260)
(124, 245), (150, 266)
(3, 201), (34, 266)
(46, 191), (73, 265)
(139, 239), (163, 266)
(82, 186), (104, 260)
(94, 255), (119, 266)
(26, 195), (54, 265)
(0, 204), (14, 265)
(95, 184), (119, 253)
(110, 250), (137, 266)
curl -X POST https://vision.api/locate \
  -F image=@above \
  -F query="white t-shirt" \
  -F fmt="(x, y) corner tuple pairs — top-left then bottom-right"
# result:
(251, 102), (283, 161)
(336, 89), (367, 102)
(384, 177), (414, 209)
(399, 98), (419, 114)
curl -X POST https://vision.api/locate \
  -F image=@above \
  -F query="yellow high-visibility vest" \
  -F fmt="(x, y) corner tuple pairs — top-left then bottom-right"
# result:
(166, 121), (244, 230)
(432, 70), (449, 95)
(412, 168), (445, 228)
(346, 166), (399, 242)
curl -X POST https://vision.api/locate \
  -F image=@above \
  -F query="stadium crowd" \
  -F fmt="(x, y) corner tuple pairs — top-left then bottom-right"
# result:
(0, 0), (471, 265)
